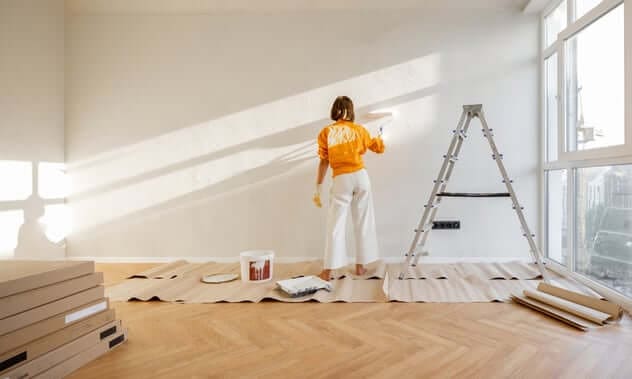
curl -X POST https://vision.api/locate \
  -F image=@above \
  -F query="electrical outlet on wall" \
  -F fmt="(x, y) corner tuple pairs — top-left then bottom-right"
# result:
(432, 221), (460, 230)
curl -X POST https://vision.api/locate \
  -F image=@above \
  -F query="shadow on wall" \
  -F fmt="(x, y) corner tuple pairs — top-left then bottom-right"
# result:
(65, 49), (539, 260)
(67, 53), (443, 233)
(66, 53), (538, 230)
(0, 162), (68, 259)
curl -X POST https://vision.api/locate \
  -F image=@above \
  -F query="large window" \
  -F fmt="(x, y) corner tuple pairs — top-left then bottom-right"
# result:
(576, 0), (604, 18)
(545, 1), (568, 47)
(565, 3), (625, 152)
(541, 0), (631, 298)
(575, 165), (632, 297)
(545, 54), (559, 161)
(546, 170), (568, 264)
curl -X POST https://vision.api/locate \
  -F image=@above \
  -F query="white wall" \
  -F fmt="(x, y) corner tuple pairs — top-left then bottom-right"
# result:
(0, 0), (66, 259)
(65, 3), (541, 261)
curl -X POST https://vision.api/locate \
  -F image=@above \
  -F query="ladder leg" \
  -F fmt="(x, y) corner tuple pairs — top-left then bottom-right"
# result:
(477, 110), (550, 283)
(400, 109), (471, 279)
(411, 113), (476, 268)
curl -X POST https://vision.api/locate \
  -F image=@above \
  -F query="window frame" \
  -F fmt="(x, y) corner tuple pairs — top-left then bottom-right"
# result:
(557, 0), (629, 161)
(540, 0), (632, 299)
(544, 168), (569, 266)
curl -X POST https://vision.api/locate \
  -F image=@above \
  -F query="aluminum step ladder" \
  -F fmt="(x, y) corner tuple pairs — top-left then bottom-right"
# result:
(399, 104), (550, 282)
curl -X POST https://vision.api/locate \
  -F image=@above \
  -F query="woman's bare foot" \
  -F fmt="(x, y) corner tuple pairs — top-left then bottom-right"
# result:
(318, 269), (331, 281)
(355, 264), (367, 276)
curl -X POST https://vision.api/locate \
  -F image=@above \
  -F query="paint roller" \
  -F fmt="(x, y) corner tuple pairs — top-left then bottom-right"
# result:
(360, 111), (395, 140)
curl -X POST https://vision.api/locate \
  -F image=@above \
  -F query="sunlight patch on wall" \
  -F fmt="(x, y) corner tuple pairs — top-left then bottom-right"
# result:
(386, 95), (439, 145)
(0, 161), (32, 201)
(70, 141), (314, 231)
(0, 210), (24, 257)
(67, 53), (441, 196)
(39, 162), (70, 199)
(40, 204), (72, 243)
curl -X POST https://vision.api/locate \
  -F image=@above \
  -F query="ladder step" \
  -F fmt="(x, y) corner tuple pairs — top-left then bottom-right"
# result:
(408, 250), (430, 257)
(452, 130), (467, 138)
(414, 224), (433, 233)
(436, 192), (510, 198)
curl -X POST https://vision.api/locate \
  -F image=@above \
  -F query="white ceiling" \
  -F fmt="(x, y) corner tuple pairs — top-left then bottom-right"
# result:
(66, 0), (532, 15)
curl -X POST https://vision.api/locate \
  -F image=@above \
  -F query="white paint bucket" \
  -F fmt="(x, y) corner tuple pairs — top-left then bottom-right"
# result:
(239, 250), (274, 283)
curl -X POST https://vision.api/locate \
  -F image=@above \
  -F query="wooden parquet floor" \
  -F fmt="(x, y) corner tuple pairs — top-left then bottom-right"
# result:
(65, 263), (632, 379)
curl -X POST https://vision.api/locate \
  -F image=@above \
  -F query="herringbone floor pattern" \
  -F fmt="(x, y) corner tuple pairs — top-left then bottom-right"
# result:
(65, 264), (632, 379)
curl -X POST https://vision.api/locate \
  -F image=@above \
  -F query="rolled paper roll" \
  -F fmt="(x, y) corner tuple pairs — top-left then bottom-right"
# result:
(523, 289), (612, 325)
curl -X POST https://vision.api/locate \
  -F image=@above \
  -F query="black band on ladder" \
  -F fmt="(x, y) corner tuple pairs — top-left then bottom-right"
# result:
(437, 192), (511, 198)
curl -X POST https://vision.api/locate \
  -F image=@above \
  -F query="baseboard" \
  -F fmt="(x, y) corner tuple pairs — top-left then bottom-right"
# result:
(66, 255), (529, 264)
(66, 256), (322, 264)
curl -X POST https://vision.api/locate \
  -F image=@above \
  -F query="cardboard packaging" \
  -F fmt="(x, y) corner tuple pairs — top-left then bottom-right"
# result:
(0, 261), (94, 298)
(33, 330), (127, 379)
(1, 321), (122, 379)
(0, 309), (115, 375)
(0, 286), (105, 336)
(0, 299), (109, 355)
(0, 272), (103, 319)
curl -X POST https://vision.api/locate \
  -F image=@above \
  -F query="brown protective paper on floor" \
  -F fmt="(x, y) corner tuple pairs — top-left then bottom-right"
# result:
(387, 261), (542, 280)
(2, 321), (121, 379)
(0, 261), (94, 298)
(34, 330), (127, 379)
(382, 270), (599, 303)
(0, 310), (116, 375)
(523, 289), (612, 325)
(0, 286), (105, 335)
(128, 260), (190, 279)
(0, 299), (110, 355)
(0, 273), (104, 319)
(537, 282), (623, 319)
(347, 260), (387, 279)
(109, 261), (385, 303)
(127, 260), (385, 281)
(108, 261), (599, 304)
(384, 274), (540, 303)
(454, 261), (543, 280)
(393, 263), (457, 280)
(511, 295), (591, 331)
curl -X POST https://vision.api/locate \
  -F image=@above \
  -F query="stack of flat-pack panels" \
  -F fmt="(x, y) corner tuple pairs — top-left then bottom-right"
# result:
(0, 261), (126, 379)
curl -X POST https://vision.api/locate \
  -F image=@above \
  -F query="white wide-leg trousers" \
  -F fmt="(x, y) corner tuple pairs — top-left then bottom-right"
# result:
(324, 169), (379, 269)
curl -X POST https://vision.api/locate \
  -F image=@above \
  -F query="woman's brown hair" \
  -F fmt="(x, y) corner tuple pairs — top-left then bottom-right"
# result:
(330, 96), (355, 122)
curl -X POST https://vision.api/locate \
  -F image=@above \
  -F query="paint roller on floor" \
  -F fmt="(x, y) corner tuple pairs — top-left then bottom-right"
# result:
(276, 276), (333, 298)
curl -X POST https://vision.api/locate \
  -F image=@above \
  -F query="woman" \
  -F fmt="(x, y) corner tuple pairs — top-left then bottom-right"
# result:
(313, 96), (385, 280)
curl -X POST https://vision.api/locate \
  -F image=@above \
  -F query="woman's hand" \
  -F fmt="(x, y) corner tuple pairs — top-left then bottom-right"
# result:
(313, 184), (323, 208)
(313, 159), (329, 208)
